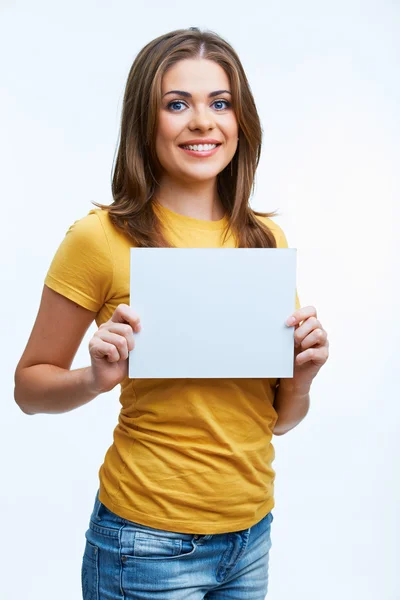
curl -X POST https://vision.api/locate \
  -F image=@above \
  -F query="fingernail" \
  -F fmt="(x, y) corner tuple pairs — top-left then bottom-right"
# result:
(286, 316), (296, 326)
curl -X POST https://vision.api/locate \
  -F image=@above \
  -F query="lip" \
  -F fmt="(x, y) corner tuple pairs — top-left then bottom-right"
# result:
(179, 139), (223, 146)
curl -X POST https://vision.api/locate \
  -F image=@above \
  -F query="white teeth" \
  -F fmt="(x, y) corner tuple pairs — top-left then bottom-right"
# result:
(182, 143), (217, 151)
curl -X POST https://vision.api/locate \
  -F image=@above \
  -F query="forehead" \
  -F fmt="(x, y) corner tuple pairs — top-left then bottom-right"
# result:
(161, 59), (230, 92)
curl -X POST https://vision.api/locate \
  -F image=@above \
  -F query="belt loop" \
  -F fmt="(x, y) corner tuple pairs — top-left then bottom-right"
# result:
(92, 490), (102, 521)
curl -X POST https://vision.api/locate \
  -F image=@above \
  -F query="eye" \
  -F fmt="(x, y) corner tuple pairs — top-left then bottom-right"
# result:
(167, 100), (187, 112)
(213, 99), (231, 110)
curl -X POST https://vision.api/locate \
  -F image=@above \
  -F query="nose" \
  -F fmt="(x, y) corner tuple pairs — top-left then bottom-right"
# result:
(188, 106), (216, 132)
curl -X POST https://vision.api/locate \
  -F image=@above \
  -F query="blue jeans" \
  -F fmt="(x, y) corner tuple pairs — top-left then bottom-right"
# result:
(81, 490), (274, 599)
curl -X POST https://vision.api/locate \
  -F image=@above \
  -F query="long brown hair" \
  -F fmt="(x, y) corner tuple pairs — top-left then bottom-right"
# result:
(94, 27), (280, 248)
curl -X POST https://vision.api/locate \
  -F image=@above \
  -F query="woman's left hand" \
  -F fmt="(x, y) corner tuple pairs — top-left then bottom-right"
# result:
(284, 306), (329, 391)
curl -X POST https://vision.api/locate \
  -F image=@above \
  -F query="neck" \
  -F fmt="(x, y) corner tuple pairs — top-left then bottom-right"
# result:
(153, 174), (225, 221)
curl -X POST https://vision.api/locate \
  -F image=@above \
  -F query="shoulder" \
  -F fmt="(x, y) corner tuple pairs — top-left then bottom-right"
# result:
(48, 209), (116, 269)
(45, 209), (115, 311)
(66, 208), (110, 238)
(62, 208), (121, 251)
(255, 215), (289, 248)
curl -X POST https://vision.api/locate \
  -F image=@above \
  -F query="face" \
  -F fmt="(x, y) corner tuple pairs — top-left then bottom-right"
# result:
(155, 58), (239, 184)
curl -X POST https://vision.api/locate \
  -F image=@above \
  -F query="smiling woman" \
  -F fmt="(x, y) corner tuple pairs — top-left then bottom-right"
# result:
(93, 28), (280, 248)
(13, 26), (328, 600)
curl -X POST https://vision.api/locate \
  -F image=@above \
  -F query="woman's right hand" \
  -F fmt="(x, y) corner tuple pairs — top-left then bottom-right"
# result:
(88, 304), (141, 394)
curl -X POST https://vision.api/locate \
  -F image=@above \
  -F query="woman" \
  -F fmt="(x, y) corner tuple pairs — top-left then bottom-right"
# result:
(14, 27), (329, 599)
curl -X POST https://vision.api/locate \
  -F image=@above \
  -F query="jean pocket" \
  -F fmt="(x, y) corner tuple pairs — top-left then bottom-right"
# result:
(123, 530), (198, 561)
(81, 540), (99, 599)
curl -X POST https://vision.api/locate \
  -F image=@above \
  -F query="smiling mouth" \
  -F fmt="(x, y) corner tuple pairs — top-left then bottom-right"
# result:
(179, 143), (222, 152)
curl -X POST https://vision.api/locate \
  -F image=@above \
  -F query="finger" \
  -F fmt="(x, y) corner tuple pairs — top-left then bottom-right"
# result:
(96, 331), (131, 360)
(294, 317), (323, 345)
(285, 305), (317, 327)
(111, 304), (141, 330)
(101, 323), (136, 349)
(297, 328), (327, 350)
(295, 347), (328, 366)
(89, 340), (121, 363)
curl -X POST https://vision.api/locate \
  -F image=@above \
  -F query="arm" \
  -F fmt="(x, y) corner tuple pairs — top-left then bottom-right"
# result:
(273, 379), (311, 435)
(14, 286), (141, 416)
(14, 285), (99, 415)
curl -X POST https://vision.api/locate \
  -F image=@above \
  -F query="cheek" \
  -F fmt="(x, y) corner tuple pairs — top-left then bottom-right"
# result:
(228, 115), (239, 138)
(157, 114), (180, 143)
(155, 117), (181, 170)
(220, 116), (239, 145)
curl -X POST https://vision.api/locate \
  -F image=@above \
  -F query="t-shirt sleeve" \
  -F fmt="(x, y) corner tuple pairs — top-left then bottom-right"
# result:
(272, 221), (301, 311)
(44, 211), (113, 312)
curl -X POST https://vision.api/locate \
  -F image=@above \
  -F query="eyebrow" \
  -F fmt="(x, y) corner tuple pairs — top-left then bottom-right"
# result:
(162, 89), (232, 99)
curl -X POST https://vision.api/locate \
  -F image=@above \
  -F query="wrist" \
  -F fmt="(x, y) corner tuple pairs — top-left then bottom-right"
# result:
(278, 377), (312, 396)
(82, 366), (104, 397)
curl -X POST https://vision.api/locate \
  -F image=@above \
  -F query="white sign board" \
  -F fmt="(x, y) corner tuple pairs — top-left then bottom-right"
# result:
(129, 248), (297, 379)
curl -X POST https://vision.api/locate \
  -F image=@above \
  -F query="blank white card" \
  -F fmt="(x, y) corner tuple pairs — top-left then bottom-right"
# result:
(129, 248), (297, 379)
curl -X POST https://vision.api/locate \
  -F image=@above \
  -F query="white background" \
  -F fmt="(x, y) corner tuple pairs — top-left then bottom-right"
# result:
(2, 1), (399, 598)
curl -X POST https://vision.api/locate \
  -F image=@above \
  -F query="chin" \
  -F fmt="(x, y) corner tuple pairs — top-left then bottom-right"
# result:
(182, 170), (221, 182)
(183, 162), (227, 177)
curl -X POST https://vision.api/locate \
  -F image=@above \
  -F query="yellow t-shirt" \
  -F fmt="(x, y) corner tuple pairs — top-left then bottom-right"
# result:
(45, 203), (300, 534)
